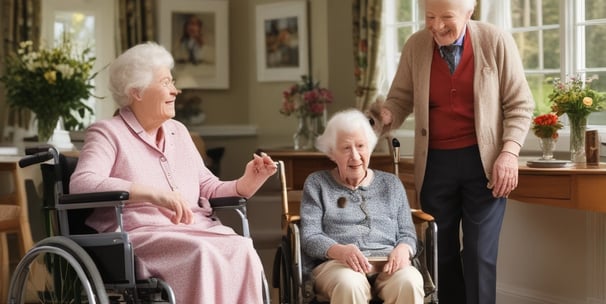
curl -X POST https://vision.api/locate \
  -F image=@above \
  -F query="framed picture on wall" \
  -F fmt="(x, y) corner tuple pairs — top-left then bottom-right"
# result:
(255, 1), (309, 82)
(158, 0), (229, 89)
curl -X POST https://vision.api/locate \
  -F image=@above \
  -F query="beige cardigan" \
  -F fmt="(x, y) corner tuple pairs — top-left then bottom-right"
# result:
(385, 20), (534, 200)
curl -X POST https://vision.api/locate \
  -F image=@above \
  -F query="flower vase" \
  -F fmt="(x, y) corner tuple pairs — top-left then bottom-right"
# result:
(36, 114), (61, 143)
(313, 109), (328, 136)
(568, 113), (588, 163)
(539, 137), (556, 160)
(47, 117), (74, 150)
(293, 116), (316, 150)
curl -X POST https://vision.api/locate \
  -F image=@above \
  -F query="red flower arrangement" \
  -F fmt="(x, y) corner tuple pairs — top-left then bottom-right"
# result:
(280, 75), (333, 118)
(532, 113), (563, 139)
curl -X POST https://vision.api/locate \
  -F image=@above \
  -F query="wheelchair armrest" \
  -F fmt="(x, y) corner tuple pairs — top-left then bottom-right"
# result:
(411, 208), (435, 223)
(209, 196), (247, 209)
(57, 191), (129, 210)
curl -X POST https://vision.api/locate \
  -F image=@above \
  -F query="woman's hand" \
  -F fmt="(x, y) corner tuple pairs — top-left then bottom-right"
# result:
(236, 152), (277, 197)
(384, 244), (412, 275)
(129, 184), (194, 225)
(153, 190), (194, 225)
(326, 244), (372, 273)
(490, 152), (519, 198)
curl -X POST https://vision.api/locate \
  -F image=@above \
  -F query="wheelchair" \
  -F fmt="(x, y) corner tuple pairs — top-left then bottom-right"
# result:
(7, 145), (270, 304)
(271, 139), (439, 304)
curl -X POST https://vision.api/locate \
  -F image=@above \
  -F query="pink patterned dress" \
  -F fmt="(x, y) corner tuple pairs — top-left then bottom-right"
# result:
(70, 107), (264, 303)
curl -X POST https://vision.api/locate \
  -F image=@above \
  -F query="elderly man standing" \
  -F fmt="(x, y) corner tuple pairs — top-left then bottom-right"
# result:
(372, 0), (534, 303)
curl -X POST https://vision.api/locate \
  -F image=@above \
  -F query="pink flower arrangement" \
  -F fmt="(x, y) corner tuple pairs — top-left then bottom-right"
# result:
(280, 75), (333, 118)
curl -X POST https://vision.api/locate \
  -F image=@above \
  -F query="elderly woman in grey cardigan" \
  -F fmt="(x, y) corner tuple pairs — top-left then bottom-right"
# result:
(300, 109), (424, 304)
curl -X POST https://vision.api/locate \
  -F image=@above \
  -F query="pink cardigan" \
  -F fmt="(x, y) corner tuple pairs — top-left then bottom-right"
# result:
(70, 107), (238, 232)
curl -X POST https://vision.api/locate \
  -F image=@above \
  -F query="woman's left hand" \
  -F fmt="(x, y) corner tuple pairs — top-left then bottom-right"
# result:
(384, 244), (412, 275)
(236, 152), (277, 197)
(246, 152), (277, 178)
(490, 152), (519, 198)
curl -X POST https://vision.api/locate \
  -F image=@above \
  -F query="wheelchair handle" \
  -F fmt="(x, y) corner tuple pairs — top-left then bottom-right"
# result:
(392, 138), (400, 176)
(24, 144), (54, 156)
(19, 145), (59, 168)
(18, 151), (54, 168)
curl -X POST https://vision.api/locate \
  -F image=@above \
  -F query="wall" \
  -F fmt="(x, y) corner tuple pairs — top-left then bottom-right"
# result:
(190, 0), (356, 178)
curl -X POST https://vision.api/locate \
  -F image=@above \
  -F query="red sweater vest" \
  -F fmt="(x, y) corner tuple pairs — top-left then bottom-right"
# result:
(428, 31), (476, 150)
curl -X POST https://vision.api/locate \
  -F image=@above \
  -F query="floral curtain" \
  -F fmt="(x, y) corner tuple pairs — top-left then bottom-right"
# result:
(116, 0), (156, 53)
(352, 0), (383, 111)
(0, 0), (41, 141)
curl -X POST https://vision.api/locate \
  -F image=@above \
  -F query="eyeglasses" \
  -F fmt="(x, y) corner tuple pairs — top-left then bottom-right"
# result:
(159, 78), (176, 89)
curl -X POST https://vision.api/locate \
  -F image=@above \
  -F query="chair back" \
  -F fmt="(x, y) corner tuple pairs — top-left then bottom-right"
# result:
(40, 154), (96, 235)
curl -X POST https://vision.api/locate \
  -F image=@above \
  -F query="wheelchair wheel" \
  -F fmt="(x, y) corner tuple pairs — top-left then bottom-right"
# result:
(7, 236), (108, 304)
(272, 237), (298, 304)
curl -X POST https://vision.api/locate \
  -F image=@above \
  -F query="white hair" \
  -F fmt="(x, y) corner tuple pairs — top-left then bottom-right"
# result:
(422, 0), (477, 13)
(108, 42), (174, 107)
(315, 109), (378, 156)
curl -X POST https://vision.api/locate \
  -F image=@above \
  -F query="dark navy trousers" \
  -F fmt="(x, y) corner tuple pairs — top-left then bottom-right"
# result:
(420, 145), (506, 304)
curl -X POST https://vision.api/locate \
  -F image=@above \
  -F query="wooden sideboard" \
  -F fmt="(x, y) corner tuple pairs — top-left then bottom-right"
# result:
(262, 149), (606, 213)
(510, 160), (606, 212)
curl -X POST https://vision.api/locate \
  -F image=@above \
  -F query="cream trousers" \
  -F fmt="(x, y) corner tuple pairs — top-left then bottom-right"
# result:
(312, 259), (424, 304)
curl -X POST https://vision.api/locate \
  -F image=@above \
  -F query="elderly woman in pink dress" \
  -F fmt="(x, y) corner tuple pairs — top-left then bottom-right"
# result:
(69, 42), (277, 303)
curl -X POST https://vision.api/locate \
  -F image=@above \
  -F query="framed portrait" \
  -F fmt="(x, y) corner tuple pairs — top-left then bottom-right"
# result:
(255, 1), (309, 82)
(159, 0), (229, 89)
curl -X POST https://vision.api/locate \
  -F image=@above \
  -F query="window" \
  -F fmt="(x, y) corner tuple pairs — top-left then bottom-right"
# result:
(41, 0), (116, 124)
(382, 0), (606, 124)
(381, 0), (423, 94)
(510, 0), (606, 124)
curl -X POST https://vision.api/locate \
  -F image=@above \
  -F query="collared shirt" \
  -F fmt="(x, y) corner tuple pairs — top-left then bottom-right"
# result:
(438, 25), (467, 71)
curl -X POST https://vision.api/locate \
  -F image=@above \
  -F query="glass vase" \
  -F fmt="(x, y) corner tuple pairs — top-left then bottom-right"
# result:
(313, 109), (328, 136)
(568, 113), (588, 163)
(539, 137), (556, 160)
(36, 114), (61, 143)
(293, 116), (316, 150)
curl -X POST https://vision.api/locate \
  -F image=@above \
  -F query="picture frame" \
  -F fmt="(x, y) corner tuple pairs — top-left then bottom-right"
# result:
(255, 1), (309, 82)
(158, 0), (229, 89)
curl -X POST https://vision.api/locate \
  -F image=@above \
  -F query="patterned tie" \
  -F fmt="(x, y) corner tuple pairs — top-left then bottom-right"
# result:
(440, 45), (459, 74)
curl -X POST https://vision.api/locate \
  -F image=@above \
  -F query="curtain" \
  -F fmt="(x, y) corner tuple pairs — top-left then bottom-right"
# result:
(479, 0), (511, 28)
(352, 0), (383, 111)
(115, 0), (156, 53)
(0, 0), (41, 141)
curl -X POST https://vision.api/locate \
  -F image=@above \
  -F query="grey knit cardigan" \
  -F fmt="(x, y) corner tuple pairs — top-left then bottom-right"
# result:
(300, 169), (417, 264)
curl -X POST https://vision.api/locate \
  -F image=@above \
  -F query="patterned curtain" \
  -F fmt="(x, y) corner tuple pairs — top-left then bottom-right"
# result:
(352, 0), (383, 111)
(0, 0), (41, 140)
(116, 0), (156, 53)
